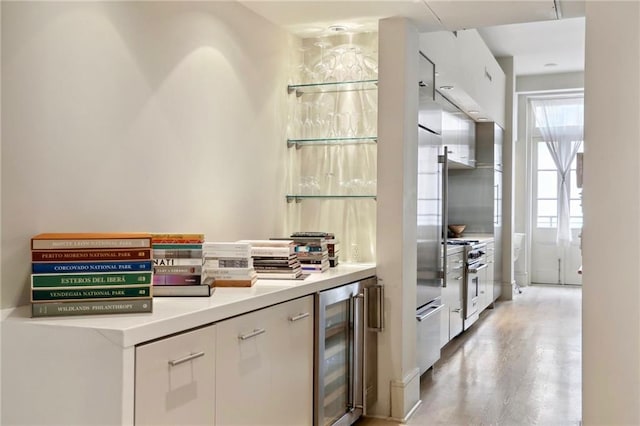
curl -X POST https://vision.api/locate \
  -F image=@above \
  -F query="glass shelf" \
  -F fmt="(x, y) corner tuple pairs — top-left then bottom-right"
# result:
(287, 137), (377, 147)
(288, 80), (378, 96)
(286, 195), (377, 203)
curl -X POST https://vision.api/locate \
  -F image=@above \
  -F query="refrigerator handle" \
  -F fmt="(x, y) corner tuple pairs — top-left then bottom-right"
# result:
(439, 146), (449, 287)
(349, 291), (365, 412)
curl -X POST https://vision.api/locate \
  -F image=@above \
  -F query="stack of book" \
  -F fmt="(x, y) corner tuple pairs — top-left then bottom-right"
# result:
(287, 234), (331, 273)
(30, 233), (154, 317)
(201, 242), (257, 287)
(151, 233), (211, 297)
(291, 232), (340, 267)
(239, 240), (303, 280)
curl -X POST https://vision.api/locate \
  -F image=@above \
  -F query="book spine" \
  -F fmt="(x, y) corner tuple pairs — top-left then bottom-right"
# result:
(211, 279), (256, 287)
(152, 249), (202, 259)
(203, 259), (251, 268)
(153, 258), (202, 266)
(151, 234), (205, 242)
(32, 286), (152, 301)
(32, 249), (152, 262)
(203, 251), (251, 258)
(250, 248), (293, 256)
(152, 244), (203, 250)
(153, 274), (201, 285)
(31, 272), (152, 287)
(153, 265), (202, 275)
(202, 243), (251, 250)
(32, 261), (152, 274)
(203, 273), (253, 281)
(31, 298), (153, 317)
(32, 238), (151, 250)
(202, 268), (254, 275)
(153, 285), (212, 297)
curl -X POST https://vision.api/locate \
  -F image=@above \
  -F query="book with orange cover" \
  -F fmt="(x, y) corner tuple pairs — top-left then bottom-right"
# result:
(31, 233), (152, 250)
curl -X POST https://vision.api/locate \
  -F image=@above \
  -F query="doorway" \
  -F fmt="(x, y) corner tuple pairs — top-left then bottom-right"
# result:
(528, 95), (584, 285)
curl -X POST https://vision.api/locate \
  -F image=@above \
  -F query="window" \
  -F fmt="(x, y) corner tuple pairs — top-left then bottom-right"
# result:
(535, 136), (584, 229)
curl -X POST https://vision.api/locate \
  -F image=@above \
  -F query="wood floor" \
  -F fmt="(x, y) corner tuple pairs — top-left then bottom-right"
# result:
(356, 285), (582, 426)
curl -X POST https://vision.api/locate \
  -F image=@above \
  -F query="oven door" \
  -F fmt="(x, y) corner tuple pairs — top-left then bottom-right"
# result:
(464, 262), (487, 330)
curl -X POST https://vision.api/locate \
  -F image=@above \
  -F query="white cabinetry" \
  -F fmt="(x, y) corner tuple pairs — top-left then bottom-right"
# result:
(438, 92), (476, 168)
(419, 29), (506, 128)
(135, 325), (216, 426)
(1, 266), (374, 426)
(215, 296), (314, 426)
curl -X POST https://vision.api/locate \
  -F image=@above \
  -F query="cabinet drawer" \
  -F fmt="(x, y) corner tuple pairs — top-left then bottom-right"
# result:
(135, 324), (216, 426)
(446, 255), (464, 274)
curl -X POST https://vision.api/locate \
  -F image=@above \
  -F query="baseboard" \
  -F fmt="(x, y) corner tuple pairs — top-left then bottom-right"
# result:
(389, 367), (421, 421)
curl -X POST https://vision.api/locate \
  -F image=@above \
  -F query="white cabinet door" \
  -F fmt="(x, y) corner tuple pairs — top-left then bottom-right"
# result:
(216, 296), (314, 426)
(135, 324), (216, 426)
(269, 296), (314, 426)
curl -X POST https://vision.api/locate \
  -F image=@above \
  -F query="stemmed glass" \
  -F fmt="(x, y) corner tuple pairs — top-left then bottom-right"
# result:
(313, 41), (333, 83)
(342, 47), (363, 81)
(294, 46), (316, 84)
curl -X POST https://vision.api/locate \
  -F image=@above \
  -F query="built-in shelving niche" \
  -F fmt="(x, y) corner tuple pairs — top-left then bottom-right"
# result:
(286, 31), (378, 263)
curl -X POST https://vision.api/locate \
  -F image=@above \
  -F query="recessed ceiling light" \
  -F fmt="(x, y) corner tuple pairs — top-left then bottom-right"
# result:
(544, 62), (558, 68)
(439, 85), (454, 90)
(468, 110), (479, 114)
(477, 117), (489, 121)
(328, 25), (348, 32)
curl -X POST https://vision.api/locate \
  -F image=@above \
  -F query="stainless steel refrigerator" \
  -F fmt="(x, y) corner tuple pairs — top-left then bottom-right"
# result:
(416, 53), (445, 374)
(417, 53), (444, 311)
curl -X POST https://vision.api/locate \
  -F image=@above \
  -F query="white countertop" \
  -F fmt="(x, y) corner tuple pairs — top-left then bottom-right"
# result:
(449, 233), (494, 243)
(1, 263), (376, 348)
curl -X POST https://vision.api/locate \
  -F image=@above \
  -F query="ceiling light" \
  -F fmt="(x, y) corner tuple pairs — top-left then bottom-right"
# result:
(544, 62), (558, 68)
(439, 85), (454, 90)
(477, 117), (489, 121)
(328, 25), (348, 32)
(468, 110), (479, 114)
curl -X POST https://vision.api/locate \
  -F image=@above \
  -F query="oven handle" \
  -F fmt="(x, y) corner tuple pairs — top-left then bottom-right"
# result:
(468, 263), (488, 273)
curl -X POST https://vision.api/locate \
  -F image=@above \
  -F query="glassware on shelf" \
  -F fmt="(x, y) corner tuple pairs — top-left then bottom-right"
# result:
(342, 47), (364, 81)
(295, 46), (316, 85)
(313, 41), (334, 83)
(362, 49), (379, 80)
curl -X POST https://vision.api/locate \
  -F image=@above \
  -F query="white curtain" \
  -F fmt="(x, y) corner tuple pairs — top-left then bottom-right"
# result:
(532, 97), (584, 248)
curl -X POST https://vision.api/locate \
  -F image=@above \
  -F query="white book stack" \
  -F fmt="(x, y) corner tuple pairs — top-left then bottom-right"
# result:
(291, 238), (330, 273)
(202, 242), (257, 287)
(239, 240), (303, 280)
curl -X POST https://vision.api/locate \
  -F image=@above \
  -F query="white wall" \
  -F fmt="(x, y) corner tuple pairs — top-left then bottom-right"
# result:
(583, 2), (640, 423)
(1, 1), (292, 308)
(517, 71), (584, 94)
(376, 17), (420, 421)
(497, 57), (515, 299)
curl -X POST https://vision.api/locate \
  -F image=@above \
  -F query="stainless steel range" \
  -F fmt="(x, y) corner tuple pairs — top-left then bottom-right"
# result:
(461, 241), (487, 330)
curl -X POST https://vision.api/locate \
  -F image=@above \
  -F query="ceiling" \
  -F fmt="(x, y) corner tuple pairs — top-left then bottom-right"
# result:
(240, 0), (586, 76)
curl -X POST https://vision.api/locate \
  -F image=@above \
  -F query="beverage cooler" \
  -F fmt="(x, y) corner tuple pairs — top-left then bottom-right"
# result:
(314, 276), (382, 426)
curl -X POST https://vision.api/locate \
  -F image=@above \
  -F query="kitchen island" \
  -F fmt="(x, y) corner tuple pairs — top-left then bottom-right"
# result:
(1, 264), (375, 425)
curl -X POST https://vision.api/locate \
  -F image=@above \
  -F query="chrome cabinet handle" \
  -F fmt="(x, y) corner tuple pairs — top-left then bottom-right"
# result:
(289, 312), (310, 322)
(416, 304), (445, 321)
(168, 351), (205, 367)
(456, 276), (463, 280)
(238, 328), (266, 340)
(468, 263), (488, 273)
